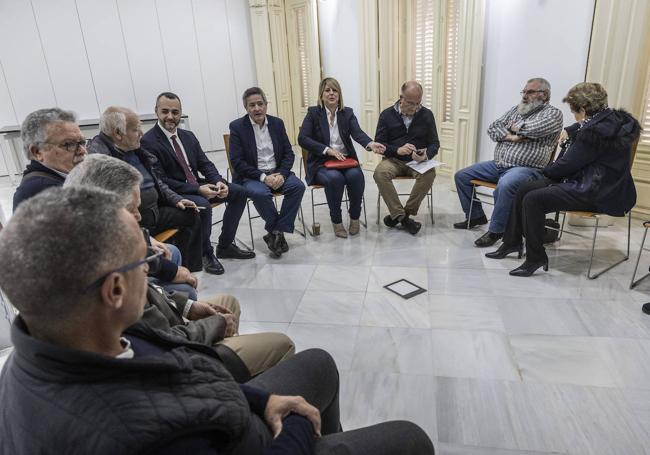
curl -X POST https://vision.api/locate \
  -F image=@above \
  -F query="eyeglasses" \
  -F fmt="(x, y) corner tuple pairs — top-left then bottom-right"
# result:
(42, 139), (88, 153)
(83, 228), (162, 293)
(400, 98), (422, 108)
(520, 90), (546, 96)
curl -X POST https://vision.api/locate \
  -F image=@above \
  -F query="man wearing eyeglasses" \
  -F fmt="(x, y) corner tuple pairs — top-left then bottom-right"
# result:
(0, 186), (435, 455)
(373, 81), (440, 235)
(454, 77), (563, 247)
(13, 108), (87, 210)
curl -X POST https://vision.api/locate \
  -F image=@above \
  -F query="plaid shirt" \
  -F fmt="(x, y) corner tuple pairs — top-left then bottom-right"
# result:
(488, 102), (563, 168)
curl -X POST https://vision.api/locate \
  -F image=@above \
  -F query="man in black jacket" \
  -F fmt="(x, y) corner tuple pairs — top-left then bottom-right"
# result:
(0, 186), (435, 455)
(373, 81), (440, 235)
(88, 106), (206, 273)
(13, 107), (87, 210)
(142, 92), (254, 275)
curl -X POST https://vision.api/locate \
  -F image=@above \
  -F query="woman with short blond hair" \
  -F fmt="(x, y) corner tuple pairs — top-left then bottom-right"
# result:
(298, 77), (385, 238)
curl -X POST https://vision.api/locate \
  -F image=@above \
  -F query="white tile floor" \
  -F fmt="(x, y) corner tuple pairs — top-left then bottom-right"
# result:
(2, 152), (650, 454)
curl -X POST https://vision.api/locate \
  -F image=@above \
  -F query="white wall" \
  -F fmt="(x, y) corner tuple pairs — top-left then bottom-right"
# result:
(317, 0), (366, 159)
(477, 0), (595, 162)
(0, 0), (256, 162)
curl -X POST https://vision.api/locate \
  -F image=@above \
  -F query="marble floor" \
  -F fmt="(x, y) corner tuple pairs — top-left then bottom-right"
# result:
(2, 153), (650, 454)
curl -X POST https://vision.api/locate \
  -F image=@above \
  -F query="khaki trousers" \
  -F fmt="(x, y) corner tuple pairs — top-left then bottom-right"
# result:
(208, 294), (296, 377)
(373, 158), (436, 219)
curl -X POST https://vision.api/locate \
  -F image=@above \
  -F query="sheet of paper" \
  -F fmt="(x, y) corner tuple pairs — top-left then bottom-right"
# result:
(406, 159), (444, 174)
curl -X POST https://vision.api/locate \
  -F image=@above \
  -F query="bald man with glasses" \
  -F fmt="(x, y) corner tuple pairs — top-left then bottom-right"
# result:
(372, 81), (440, 235)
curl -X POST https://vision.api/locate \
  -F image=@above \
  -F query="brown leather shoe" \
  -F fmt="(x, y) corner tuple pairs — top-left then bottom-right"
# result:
(349, 219), (360, 236)
(333, 223), (348, 238)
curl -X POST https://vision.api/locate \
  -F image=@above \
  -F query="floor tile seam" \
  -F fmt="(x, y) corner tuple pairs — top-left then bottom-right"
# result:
(432, 441), (570, 455)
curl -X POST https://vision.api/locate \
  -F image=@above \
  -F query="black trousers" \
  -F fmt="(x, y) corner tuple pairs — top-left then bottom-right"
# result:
(247, 349), (435, 455)
(503, 177), (596, 263)
(179, 182), (248, 256)
(141, 205), (203, 272)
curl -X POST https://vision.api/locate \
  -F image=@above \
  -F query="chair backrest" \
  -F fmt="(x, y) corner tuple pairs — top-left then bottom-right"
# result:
(300, 148), (309, 180)
(222, 133), (235, 178)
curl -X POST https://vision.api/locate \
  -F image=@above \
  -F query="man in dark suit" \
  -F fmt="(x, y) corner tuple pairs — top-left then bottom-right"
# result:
(13, 107), (87, 210)
(228, 87), (305, 258)
(141, 92), (254, 275)
(373, 81), (440, 235)
(88, 106), (204, 273)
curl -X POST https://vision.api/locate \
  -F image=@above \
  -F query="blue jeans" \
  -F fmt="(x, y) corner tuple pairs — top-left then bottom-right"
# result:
(149, 243), (198, 300)
(242, 174), (306, 233)
(454, 160), (541, 233)
(314, 167), (365, 224)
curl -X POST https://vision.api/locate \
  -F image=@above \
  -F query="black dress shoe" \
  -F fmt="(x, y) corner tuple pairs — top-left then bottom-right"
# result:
(216, 243), (256, 259)
(474, 231), (503, 247)
(453, 215), (488, 229)
(383, 215), (400, 227)
(642, 303), (650, 315)
(509, 260), (548, 277)
(203, 254), (225, 275)
(401, 216), (422, 235)
(278, 233), (289, 253)
(263, 233), (282, 258)
(485, 243), (523, 259)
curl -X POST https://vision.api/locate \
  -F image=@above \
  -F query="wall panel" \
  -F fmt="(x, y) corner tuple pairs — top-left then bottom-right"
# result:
(0, 0), (56, 121)
(155, 0), (211, 147)
(31, 0), (99, 118)
(192, 0), (238, 149)
(227, 0), (257, 118)
(76, 0), (137, 111)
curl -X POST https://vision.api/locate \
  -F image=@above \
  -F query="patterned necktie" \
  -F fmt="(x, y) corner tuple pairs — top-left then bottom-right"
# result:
(170, 135), (197, 184)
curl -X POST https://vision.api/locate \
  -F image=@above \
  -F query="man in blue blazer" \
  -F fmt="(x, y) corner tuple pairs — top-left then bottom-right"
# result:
(142, 92), (254, 275)
(228, 87), (305, 258)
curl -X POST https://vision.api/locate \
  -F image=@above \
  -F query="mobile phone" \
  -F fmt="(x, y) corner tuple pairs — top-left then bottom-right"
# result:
(415, 148), (426, 156)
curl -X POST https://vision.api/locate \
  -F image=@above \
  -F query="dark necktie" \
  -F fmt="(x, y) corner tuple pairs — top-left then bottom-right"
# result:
(170, 135), (197, 184)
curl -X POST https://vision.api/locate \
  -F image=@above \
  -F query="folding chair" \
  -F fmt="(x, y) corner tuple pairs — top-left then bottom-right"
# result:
(630, 221), (650, 288)
(223, 134), (305, 250)
(555, 138), (639, 279)
(299, 148), (367, 236)
(376, 176), (434, 225)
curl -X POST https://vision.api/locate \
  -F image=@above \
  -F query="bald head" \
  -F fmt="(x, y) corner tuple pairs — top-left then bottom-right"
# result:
(99, 106), (143, 151)
(399, 81), (423, 116)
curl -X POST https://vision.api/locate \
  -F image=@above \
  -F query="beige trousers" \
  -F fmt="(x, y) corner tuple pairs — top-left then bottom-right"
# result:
(373, 158), (436, 219)
(208, 294), (295, 377)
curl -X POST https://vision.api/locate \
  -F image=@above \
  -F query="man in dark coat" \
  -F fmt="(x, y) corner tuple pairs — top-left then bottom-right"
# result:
(0, 186), (435, 455)
(88, 106), (205, 273)
(13, 107), (87, 210)
(142, 92), (254, 275)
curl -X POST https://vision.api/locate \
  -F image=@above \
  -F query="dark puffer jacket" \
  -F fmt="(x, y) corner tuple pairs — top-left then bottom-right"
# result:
(0, 317), (256, 455)
(543, 108), (640, 216)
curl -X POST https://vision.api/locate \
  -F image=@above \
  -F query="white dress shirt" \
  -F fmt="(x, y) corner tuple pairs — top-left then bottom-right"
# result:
(322, 108), (346, 156)
(250, 116), (276, 181)
(158, 121), (193, 172)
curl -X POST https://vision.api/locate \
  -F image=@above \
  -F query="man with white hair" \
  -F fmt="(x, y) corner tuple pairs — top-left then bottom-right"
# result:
(87, 106), (207, 274)
(454, 77), (563, 247)
(13, 107), (87, 209)
(65, 154), (296, 378)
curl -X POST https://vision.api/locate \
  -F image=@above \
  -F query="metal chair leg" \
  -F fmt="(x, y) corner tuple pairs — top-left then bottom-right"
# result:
(630, 226), (649, 288)
(586, 213), (630, 279)
(376, 194), (381, 225)
(245, 201), (255, 251)
(361, 195), (368, 228)
(428, 187), (434, 225)
(467, 186), (476, 229)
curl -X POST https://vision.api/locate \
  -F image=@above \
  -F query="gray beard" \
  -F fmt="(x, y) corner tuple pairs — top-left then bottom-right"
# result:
(517, 99), (544, 115)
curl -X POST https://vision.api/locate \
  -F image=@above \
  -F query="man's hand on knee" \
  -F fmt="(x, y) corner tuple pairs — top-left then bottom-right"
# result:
(264, 394), (322, 438)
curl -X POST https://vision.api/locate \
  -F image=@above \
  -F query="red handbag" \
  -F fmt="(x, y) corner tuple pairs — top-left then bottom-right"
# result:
(323, 157), (359, 169)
